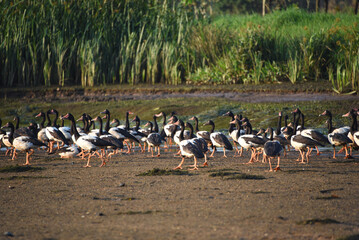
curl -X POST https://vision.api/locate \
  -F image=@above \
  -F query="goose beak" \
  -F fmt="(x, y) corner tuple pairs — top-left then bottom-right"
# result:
(319, 110), (327, 116)
(155, 113), (162, 117)
(229, 120), (236, 124)
(342, 112), (350, 117)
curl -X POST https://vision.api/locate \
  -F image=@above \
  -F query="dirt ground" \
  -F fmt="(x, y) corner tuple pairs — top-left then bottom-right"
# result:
(1, 146), (359, 240)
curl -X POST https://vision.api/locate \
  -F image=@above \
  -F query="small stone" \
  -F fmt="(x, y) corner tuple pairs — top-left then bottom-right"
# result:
(118, 183), (125, 187)
(98, 212), (105, 216)
(8, 186), (15, 189)
(4, 232), (14, 237)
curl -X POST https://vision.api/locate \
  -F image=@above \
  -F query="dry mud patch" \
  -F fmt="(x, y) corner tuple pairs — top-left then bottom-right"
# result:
(0, 148), (359, 239)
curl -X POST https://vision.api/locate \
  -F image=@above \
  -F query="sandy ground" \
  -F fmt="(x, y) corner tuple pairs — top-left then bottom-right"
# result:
(0, 146), (359, 240)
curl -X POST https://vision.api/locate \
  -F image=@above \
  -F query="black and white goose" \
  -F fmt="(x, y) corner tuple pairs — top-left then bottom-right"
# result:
(232, 119), (266, 163)
(284, 114), (323, 164)
(1, 118), (14, 157)
(320, 110), (352, 159)
(2, 122), (47, 165)
(263, 127), (283, 172)
(63, 113), (115, 167)
(130, 116), (147, 152)
(35, 112), (49, 143)
(46, 110), (69, 153)
(92, 116), (124, 160)
(342, 109), (358, 158)
(203, 120), (233, 158)
(189, 116), (211, 145)
(160, 112), (179, 147)
(0, 118), (6, 148)
(296, 111), (329, 155)
(223, 111), (245, 156)
(13, 116), (37, 139)
(50, 109), (72, 143)
(185, 122), (209, 167)
(57, 145), (80, 159)
(110, 119), (126, 129)
(101, 109), (139, 154)
(173, 120), (204, 170)
(144, 121), (162, 157)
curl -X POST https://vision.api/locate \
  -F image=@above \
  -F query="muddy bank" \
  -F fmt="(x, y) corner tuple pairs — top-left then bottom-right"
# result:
(0, 148), (359, 239)
(1, 87), (358, 103)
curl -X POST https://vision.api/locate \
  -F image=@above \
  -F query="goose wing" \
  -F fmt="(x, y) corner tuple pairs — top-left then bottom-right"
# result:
(181, 141), (204, 158)
(147, 133), (162, 146)
(293, 135), (324, 147)
(211, 133), (233, 150)
(264, 141), (283, 157)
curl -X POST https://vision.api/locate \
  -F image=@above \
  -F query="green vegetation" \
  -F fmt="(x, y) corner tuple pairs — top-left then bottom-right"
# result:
(0, 2), (358, 93)
(189, 8), (359, 93)
(0, 165), (45, 173)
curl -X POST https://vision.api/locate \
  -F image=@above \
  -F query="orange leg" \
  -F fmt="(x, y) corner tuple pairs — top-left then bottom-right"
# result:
(189, 157), (198, 170)
(157, 146), (160, 157)
(210, 146), (216, 158)
(274, 156), (281, 171)
(174, 157), (185, 170)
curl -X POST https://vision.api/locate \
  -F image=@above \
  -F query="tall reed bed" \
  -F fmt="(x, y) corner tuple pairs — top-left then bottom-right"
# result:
(0, 0), (193, 87)
(1, 3), (358, 93)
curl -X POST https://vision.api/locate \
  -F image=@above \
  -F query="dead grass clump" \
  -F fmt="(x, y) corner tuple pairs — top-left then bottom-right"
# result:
(137, 168), (191, 176)
(209, 170), (265, 180)
(0, 165), (44, 173)
(296, 218), (340, 225)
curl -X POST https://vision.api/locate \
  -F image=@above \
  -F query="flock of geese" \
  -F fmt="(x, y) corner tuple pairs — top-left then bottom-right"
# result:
(0, 107), (357, 172)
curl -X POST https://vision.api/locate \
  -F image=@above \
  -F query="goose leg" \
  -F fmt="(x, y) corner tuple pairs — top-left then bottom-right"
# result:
(299, 149), (306, 163)
(223, 148), (227, 158)
(24, 149), (34, 165)
(150, 146), (154, 157)
(239, 147), (243, 157)
(267, 156), (273, 172)
(332, 146), (336, 159)
(274, 156), (281, 171)
(315, 145), (321, 156)
(84, 154), (92, 168)
(11, 147), (17, 161)
(189, 157), (198, 170)
(157, 146), (160, 157)
(203, 153), (208, 166)
(344, 145), (353, 159)
(210, 146), (216, 158)
(174, 157), (185, 170)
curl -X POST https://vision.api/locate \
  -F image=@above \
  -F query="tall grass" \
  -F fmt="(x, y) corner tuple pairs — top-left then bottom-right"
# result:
(188, 8), (359, 93)
(0, 0), (194, 87)
(1, 3), (359, 94)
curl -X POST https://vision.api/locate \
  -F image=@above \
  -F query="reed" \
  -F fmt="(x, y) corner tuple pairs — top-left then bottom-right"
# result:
(1, 3), (358, 93)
